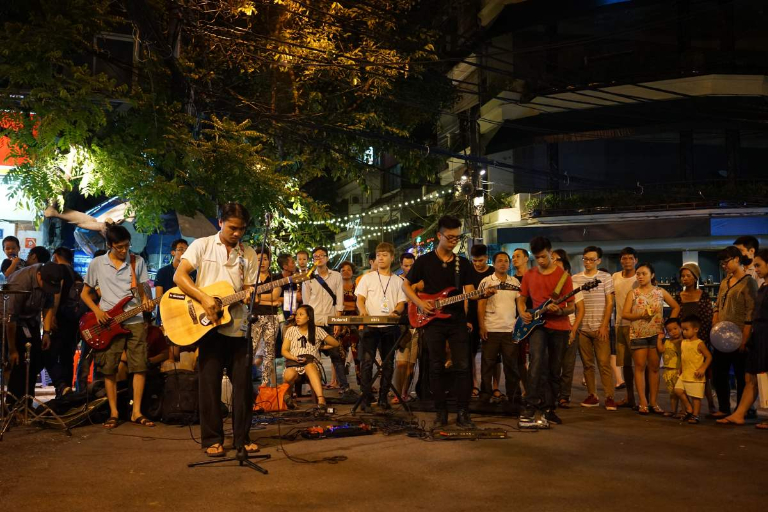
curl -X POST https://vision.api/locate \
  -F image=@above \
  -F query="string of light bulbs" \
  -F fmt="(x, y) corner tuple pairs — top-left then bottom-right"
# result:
(312, 188), (453, 225)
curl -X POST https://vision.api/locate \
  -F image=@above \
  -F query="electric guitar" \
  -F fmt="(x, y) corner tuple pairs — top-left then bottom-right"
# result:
(408, 282), (521, 329)
(161, 269), (315, 346)
(80, 295), (162, 350)
(512, 279), (601, 342)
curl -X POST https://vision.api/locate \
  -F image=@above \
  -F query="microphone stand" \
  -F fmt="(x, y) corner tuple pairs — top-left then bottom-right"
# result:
(188, 212), (273, 474)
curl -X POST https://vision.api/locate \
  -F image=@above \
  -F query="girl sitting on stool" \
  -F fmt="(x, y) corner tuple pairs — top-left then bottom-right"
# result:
(281, 305), (340, 408)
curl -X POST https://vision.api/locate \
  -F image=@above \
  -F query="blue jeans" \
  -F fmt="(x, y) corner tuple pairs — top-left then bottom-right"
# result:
(360, 326), (399, 403)
(524, 327), (568, 416)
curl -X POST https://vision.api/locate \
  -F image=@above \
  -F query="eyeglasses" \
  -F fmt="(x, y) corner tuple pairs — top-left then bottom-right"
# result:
(439, 233), (465, 243)
(582, 257), (598, 263)
(720, 257), (737, 267)
(312, 254), (327, 260)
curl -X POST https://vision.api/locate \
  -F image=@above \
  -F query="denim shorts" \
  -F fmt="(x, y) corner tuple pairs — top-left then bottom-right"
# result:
(630, 335), (656, 351)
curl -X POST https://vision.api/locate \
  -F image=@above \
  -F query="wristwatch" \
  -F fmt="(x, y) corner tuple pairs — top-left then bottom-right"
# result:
(44, 330), (54, 336)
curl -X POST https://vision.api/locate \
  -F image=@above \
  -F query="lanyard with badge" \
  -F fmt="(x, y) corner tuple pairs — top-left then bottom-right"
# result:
(377, 270), (394, 314)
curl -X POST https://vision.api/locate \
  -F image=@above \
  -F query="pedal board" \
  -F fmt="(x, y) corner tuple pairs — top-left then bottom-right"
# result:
(431, 428), (507, 440)
(301, 423), (374, 440)
(517, 417), (550, 430)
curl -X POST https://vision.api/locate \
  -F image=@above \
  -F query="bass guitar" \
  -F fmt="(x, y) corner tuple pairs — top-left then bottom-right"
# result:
(161, 269), (315, 346)
(408, 282), (520, 329)
(80, 295), (161, 350)
(512, 279), (601, 342)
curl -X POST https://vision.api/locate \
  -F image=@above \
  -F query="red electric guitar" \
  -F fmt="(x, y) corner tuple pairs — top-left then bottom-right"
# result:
(80, 295), (161, 350)
(408, 282), (520, 328)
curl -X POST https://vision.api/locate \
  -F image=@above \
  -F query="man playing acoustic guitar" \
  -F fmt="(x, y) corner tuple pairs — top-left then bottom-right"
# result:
(81, 225), (155, 429)
(173, 203), (259, 458)
(402, 215), (493, 429)
(515, 236), (575, 429)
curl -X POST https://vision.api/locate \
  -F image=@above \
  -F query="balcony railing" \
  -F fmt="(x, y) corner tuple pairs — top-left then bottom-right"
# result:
(521, 179), (768, 218)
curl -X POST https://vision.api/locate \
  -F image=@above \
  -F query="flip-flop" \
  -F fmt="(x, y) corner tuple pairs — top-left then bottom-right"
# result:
(756, 423), (768, 430)
(205, 443), (226, 457)
(245, 443), (260, 454)
(131, 415), (155, 427)
(716, 417), (745, 426)
(103, 417), (120, 429)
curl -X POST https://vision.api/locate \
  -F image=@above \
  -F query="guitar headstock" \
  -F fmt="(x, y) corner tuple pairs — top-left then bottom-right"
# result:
(498, 282), (521, 292)
(581, 279), (601, 292)
(291, 268), (316, 284)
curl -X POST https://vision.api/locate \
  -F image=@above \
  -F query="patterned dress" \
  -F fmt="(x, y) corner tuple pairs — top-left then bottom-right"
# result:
(629, 287), (664, 340)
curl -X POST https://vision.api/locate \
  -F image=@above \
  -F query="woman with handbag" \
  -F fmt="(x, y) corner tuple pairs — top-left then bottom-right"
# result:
(282, 305), (340, 408)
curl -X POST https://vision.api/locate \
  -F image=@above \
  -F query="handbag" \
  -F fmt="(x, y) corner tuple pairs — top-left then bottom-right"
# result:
(255, 383), (290, 412)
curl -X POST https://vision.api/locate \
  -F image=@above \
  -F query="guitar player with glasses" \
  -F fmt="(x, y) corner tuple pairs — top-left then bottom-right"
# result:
(403, 215), (494, 429)
(80, 225), (156, 429)
(515, 236), (575, 429)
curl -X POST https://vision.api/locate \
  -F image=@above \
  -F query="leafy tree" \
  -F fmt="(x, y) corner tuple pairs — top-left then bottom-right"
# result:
(0, 0), (453, 242)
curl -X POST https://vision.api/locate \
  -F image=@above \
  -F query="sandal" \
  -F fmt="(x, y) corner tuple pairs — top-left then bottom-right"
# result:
(650, 405), (664, 415)
(471, 387), (480, 398)
(756, 422), (768, 430)
(205, 443), (226, 458)
(103, 417), (120, 430)
(681, 412), (693, 422)
(131, 415), (155, 427)
(662, 412), (675, 418)
(637, 405), (649, 415)
(687, 415), (700, 424)
(558, 398), (571, 409)
(244, 442), (260, 454)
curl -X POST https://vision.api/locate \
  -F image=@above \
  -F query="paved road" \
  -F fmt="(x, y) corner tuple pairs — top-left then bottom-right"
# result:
(2, 380), (767, 512)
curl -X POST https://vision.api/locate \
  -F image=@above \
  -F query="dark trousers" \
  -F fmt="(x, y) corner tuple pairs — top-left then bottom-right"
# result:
(423, 321), (471, 411)
(42, 316), (79, 393)
(712, 348), (747, 414)
(8, 323), (43, 406)
(480, 332), (520, 398)
(198, 331), (253, 449)
(76, 341), (95, 392)
(524, 327), (568, 415)
(360, 326), (399, 403)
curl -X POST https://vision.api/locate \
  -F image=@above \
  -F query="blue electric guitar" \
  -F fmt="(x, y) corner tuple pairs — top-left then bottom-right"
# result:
(512, 279), (601, 342)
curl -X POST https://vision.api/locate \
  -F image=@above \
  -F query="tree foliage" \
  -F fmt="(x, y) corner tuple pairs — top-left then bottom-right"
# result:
(0, 0), (454, 239)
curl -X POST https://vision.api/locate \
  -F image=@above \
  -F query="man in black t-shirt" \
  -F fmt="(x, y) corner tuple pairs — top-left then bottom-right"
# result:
(41, 247), (85, 397)
(467, 244), (494, 395)
(403, 216), (492, 429)
(154, 239), (194, 324)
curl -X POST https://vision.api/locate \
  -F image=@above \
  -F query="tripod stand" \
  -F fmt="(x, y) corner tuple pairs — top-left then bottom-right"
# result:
(351, 325), (412, 415)
(0, 341), (72, 439)
(188, 212), (274, 474)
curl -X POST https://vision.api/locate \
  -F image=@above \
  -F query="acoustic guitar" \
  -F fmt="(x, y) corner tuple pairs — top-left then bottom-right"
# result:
(161, 269), (314, 346)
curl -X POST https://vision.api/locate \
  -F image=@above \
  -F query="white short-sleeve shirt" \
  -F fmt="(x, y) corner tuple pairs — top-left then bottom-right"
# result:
(180, 233), (259, 337)
(355, 271), (407, 327)
(479, 274), (521, 331)
(302, 269), (344, 326)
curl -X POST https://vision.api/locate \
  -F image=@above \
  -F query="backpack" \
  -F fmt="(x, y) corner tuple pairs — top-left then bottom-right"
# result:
(60, 265), (85, 317)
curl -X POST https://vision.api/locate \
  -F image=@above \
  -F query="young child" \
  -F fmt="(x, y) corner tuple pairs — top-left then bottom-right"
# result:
(657, 318), (683, 418)
(2, 235), (25, 277)
(674, 315), (713, 424)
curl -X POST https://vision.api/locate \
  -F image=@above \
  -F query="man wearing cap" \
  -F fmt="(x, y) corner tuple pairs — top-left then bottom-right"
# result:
(4, 261), (60, 406)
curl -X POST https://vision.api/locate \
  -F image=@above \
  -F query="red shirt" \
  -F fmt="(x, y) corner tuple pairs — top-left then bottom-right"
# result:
(146, 325), (168, 359)
(520, 266), (574, 331)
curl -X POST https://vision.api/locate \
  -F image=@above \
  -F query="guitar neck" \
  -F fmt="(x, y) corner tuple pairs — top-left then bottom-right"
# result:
(435, 288), (484, 308)
(219, 274), (299, 308)
(113, 296), (162, 324)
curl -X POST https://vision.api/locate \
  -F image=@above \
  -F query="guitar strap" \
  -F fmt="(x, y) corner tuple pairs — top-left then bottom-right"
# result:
(129, 254), (145, 301)
(314, 273), (337, 307)
(455, 254), (461, 291)
(550, 271), (569, 300)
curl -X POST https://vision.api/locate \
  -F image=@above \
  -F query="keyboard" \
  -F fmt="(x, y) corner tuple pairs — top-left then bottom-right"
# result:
(327, 315), (401, 325)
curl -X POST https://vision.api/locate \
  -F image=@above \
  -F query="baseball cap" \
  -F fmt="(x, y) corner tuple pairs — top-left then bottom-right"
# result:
(38, 262), (64, 294)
